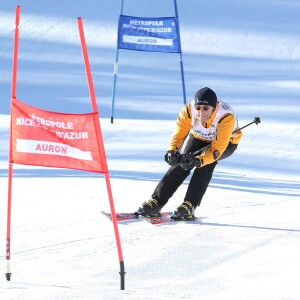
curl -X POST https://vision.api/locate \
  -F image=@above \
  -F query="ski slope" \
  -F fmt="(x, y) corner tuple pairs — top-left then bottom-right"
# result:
(0, 0), (300, 299)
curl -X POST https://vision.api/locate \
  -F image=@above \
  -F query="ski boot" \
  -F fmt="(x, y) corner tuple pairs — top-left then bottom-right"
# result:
(134, 198), (163, 217)
(171, 201), (196, 221)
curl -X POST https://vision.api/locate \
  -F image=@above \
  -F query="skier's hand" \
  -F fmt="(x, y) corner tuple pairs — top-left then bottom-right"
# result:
(179, 153), (201, 170)
(164, 150), (180, 166)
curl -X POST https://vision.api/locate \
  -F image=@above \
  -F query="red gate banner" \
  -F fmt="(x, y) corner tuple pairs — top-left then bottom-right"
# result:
(10, 98), (107, 173)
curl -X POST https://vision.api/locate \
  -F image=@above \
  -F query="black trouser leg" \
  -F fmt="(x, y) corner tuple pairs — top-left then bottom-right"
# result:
(152, 165), (190, 206)
(152, 134), (210, 206)
(184, 142), (238, 207)
(184, 161), (217, 207)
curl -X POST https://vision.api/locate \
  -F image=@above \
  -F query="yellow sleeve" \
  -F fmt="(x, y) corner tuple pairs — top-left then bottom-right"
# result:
(167, 103), (192, 151)
(198, 114), (235, 166)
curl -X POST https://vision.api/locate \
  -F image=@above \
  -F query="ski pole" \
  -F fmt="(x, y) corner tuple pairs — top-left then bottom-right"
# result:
(191, 117), (261, 157)
(233, 116), (261, 134)
(172, 116), (262, 164)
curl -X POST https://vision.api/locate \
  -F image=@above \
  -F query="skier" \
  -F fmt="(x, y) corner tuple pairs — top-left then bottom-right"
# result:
(135, 87), (243, 220)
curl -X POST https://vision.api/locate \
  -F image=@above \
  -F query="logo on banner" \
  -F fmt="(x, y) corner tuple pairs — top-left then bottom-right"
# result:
(16, 139), (93, 161)
(10, 98), (106, 173)
(118, 15), (180, 53)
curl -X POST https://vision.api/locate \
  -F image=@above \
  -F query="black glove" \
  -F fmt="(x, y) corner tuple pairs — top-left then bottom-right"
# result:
(164, 150), (180, 166)
(179, 153), (201, 170)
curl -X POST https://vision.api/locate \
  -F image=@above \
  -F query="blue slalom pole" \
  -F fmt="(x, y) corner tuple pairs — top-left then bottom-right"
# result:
(174, 0), (186, 104)
(111, 0), (125, 123)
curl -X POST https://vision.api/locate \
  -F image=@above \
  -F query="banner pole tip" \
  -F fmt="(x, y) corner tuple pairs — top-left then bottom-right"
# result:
(5, 273), (12, 281)
(119, 261), (126, 290)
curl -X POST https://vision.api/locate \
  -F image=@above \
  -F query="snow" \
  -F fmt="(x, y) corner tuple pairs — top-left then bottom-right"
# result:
(1, 0), (300, 299)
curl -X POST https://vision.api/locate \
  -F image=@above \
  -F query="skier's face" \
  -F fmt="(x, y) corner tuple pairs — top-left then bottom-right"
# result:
(195, 105), (214, 122)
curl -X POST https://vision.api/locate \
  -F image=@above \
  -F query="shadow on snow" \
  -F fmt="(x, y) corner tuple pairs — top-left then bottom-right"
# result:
(0, 168), (299, 198)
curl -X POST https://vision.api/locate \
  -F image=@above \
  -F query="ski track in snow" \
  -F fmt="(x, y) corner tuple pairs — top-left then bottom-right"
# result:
(0, 175), (299, 299)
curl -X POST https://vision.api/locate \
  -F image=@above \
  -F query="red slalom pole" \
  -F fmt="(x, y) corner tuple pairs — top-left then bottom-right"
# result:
(6, 5), (21, 281)
(77, 17), (125, 290)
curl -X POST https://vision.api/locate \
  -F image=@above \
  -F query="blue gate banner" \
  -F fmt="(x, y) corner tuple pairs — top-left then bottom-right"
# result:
(117, 15), (180, 53)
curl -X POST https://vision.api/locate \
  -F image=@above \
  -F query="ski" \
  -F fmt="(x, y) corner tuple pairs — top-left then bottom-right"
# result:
(101, 211), (138, 222)
(139, 214), (197, 225)
(101, 211), (172, 222)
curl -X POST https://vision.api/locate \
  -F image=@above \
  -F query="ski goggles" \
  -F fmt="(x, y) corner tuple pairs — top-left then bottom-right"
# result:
(195, 105), (210, 111)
